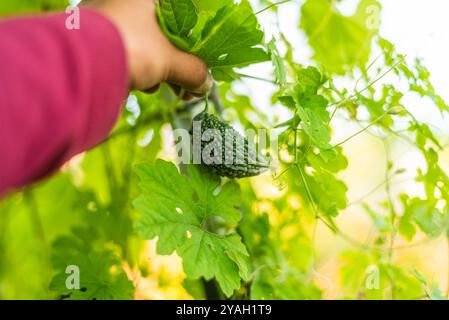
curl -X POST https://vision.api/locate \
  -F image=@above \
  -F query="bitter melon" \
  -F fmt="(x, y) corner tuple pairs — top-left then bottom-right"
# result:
(192, 112), (270, 178)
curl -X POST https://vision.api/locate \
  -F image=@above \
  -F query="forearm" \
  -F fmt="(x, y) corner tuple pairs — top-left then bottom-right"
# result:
(0, 9), (129, 196)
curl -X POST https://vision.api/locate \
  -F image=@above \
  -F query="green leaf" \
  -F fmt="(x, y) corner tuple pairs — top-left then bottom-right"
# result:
(49, 227), (134, 300)
(157, 0), (269, 73)
(267, 37), (287, 86)
(411, 269), (448, 300)
(340, 251), (422, 299)
(400, 196), (449, 239)
(157, 2), (195, 51)
(50, 250), (134, 300)
(294, 67), (331, 150)
(306, 146), (348, 173)
(251, 268), (322, 300)
(296, 66), (325, 95)
(278, 67), (332, 151)
(307, 170), (348, 217)
(133, 160), (249, 297)
(398, 196), (417, 241)
(211, 67), (240, 82)
(277, 95), (296, 110)
(160, 0), (198, 37)
(410, 123), (442, 150)
(428, 282), (448, 300)
(193, 0), (232, 12)
(296, 103), (331, 150)
(192, 0), (269, 69)
(300, 0), (380, 74)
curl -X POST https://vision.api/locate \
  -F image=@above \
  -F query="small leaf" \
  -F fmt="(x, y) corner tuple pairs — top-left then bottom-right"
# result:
(267, 37), (287, 86)
(160, 0), (198, 37)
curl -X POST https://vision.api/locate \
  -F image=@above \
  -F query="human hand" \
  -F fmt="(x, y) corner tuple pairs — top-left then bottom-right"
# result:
(84, 0), (213, 98)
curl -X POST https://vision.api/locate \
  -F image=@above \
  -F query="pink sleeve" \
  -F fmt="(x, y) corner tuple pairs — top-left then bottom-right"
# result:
(0, 9), (129, 196)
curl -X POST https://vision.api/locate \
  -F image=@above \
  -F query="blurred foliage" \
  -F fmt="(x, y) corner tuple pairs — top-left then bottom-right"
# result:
(1, 0), (449, 300)
(0, 0), (68, 16)
(301, 0), (380, 74)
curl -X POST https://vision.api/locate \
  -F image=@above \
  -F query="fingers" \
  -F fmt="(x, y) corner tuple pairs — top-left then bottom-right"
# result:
(169, 84), (197, 101)
(166, 49), (214, 96)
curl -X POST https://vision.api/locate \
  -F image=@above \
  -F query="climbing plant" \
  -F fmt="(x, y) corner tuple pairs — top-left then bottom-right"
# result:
(1, 0), (448, 300)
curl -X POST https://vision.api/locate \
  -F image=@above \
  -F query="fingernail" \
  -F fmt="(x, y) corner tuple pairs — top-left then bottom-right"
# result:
(192, 72), (214, 95)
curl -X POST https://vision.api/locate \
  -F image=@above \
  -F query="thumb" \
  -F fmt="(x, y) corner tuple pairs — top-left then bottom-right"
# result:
(166, 49), (213, 95)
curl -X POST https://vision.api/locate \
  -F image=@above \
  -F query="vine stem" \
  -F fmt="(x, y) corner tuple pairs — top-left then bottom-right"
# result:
(295, 166), (318, 218)
(328, 58), (403, 124)
(383, 140), (398, 300)
(23, 189), (52, 290)
(203, 92), (210, 113)
(237, 73), (277, 84)
(294, 132), (316, 273)
(255, 0), (293, 15)
(101, 142), (118, 192)
(347, 175), (409, 207)
(354, 53), (383, 91)
(331, 112), (390, 148)
(295, 163), (339, 235)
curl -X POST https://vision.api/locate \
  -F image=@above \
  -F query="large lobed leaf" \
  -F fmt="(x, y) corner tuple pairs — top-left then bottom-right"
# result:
(191, 0), (268, 68)
(133, 160), (249, 297)
(157, 0), (269, 76)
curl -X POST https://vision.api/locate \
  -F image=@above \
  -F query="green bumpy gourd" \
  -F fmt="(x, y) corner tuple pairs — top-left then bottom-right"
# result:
(192, 112), (270, 178)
